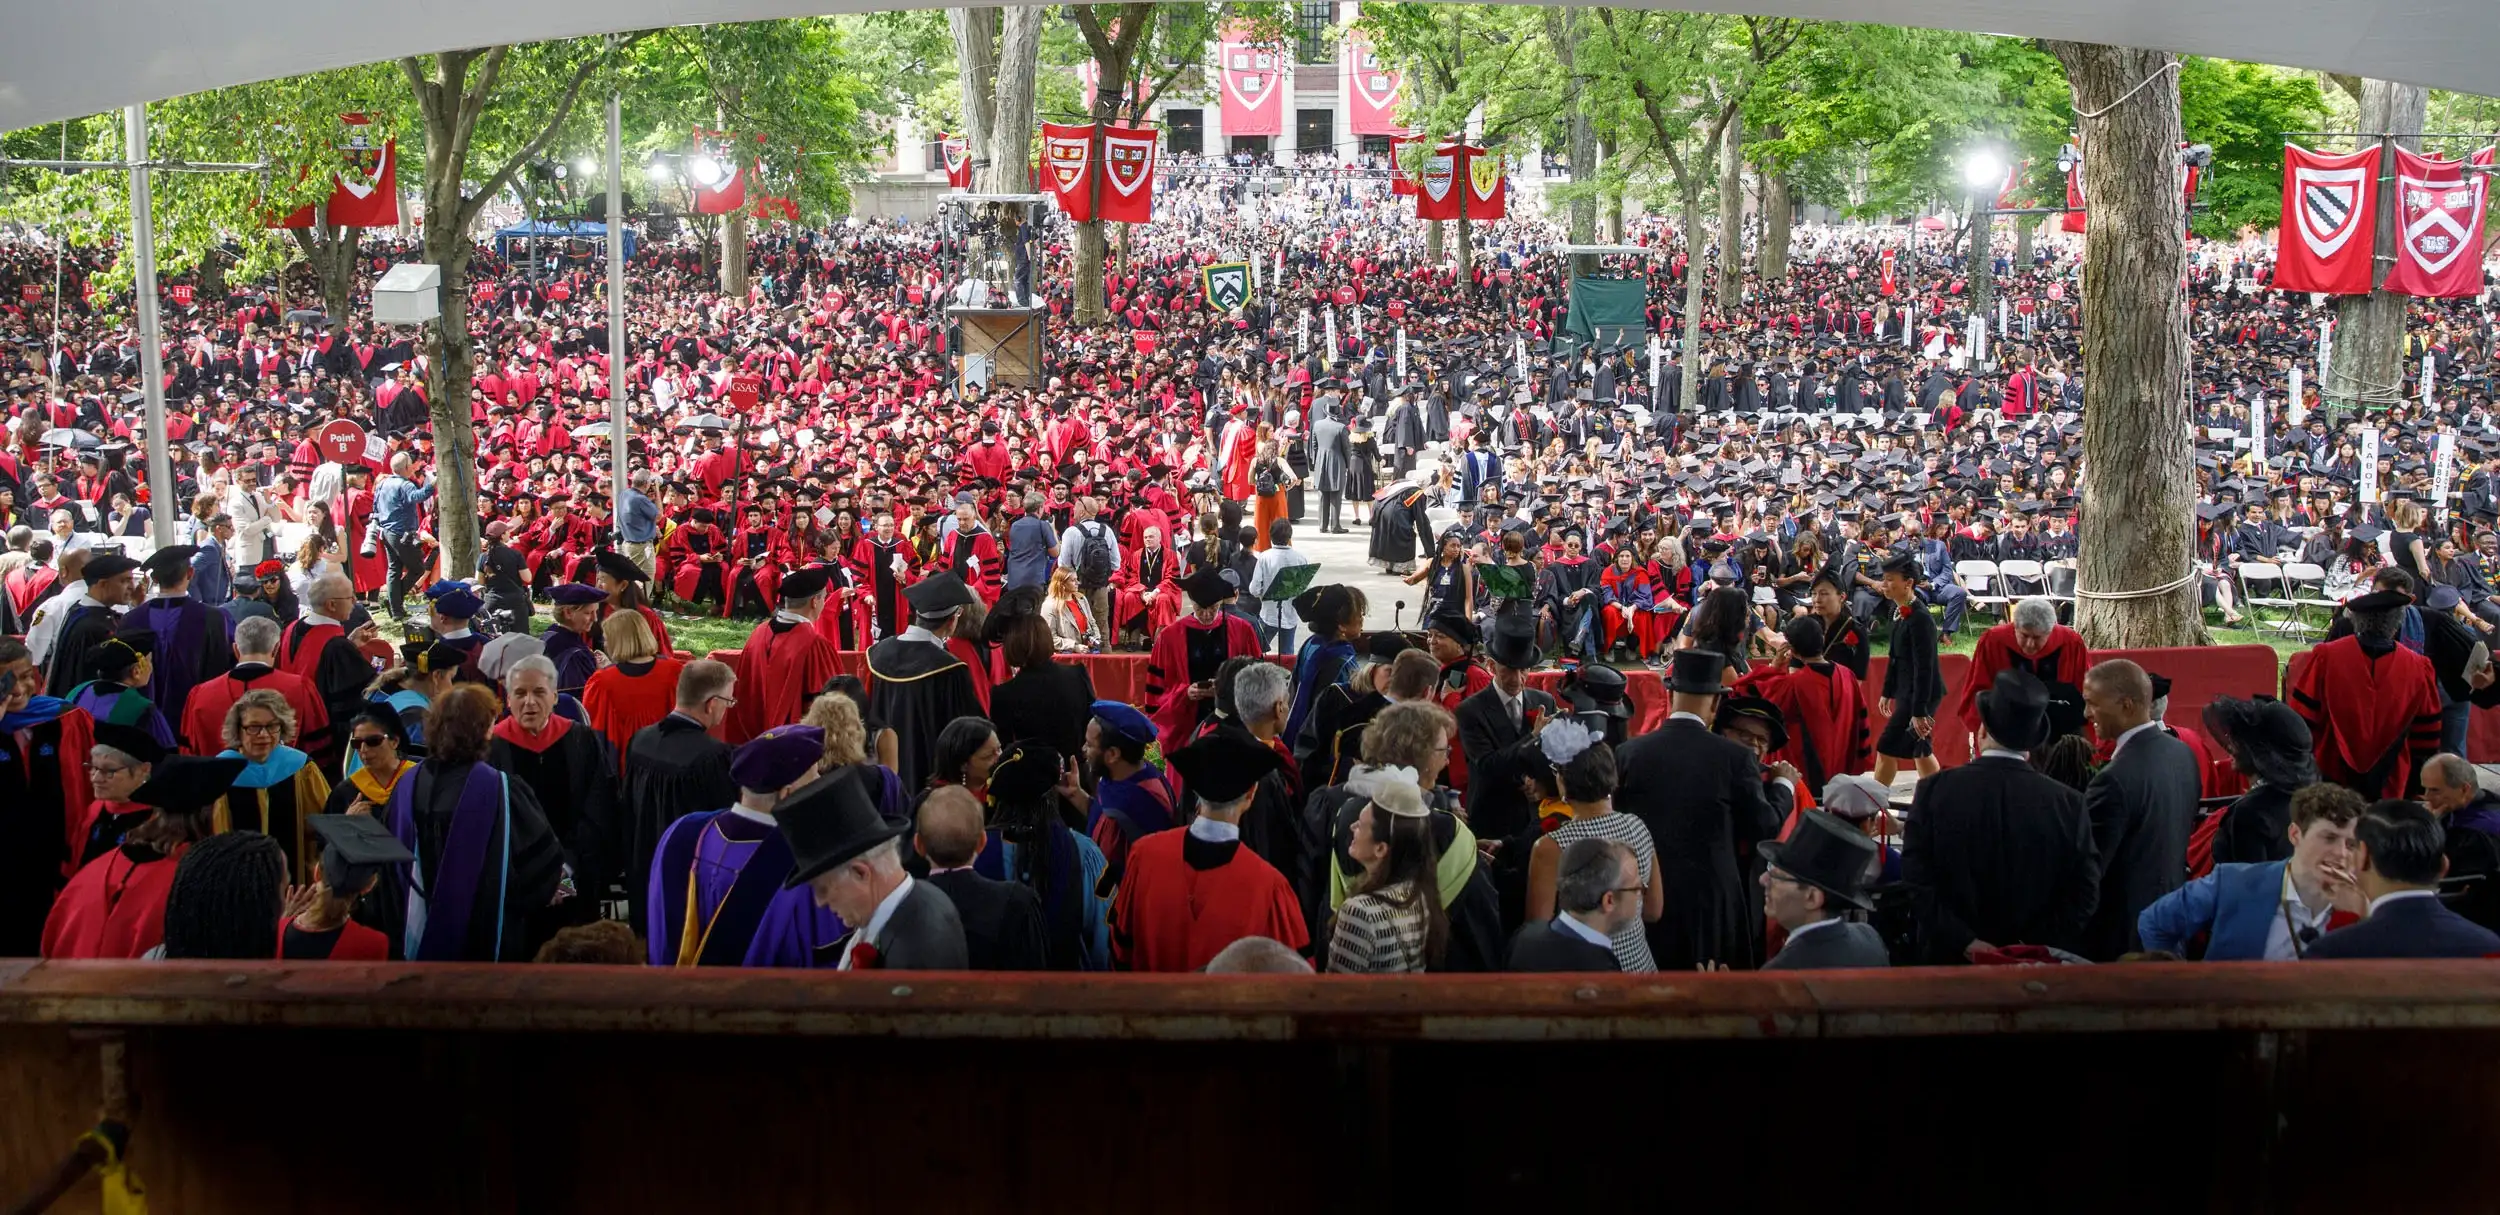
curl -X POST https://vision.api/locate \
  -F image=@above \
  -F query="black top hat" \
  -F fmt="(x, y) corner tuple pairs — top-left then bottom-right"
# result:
(1716, 693), (1789, 752)
(1572, 660), (1631, 710)
(1180, 565), (1234, 609)
(1426, 613), (1480, 648)
(777, 767), (911, 888)
(1165, 730), (1285, 805)
(1977, 667), (2052, 752)
(1486, 611), (1541, 670)
(2200, 696), (2317, 788)
(1757, 810), (1877, 911)
(1665, 648), (1731, 697)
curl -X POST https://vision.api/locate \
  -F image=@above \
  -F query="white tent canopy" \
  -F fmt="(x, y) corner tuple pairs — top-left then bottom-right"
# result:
(4, 0), (2496, 134)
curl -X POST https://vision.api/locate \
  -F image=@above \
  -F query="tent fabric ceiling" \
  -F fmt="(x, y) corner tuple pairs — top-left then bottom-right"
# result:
(1, 0), (2490, 135)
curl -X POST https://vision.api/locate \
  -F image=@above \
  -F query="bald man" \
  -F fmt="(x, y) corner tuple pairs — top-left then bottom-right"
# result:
(2079, 658), (2204, 961)
(914, 786), (1048, 971)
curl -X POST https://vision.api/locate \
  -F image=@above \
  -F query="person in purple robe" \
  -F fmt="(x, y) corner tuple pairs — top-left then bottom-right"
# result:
(741, 884), (851, 968)
(129, 545), (234, 728)
(541, 585), (606, 697)
(646, 724), (825, 967)
(375, 684), (564, 961)
(68, 630), (178, 753)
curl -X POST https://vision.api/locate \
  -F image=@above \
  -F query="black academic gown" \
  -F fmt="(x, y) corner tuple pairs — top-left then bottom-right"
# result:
(865, 636), (985, 792)
(0, 714), (83, 955)
(622, 713), (739, 930)
(374, 760), (564, 963)
(490, 724), (623, 940)
(1615, 717), (1782, 969)
(46, 600), (119, 697)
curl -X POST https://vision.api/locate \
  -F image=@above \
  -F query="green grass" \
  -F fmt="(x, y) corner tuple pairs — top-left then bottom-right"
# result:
(660, 611), (756, 657)
(1885, 613), (2306, 676)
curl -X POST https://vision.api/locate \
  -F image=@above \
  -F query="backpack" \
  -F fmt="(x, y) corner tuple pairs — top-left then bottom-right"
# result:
(1076, 521), (1115, 592)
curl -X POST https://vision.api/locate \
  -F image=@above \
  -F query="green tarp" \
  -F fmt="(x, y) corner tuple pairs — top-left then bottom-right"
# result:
(1560, 276), (1647, 351)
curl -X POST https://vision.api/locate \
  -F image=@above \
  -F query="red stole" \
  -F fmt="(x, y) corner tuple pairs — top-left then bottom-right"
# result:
(490, 714), (572, 754)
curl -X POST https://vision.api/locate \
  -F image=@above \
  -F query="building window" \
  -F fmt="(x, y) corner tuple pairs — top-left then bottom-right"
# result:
(1297, 1), (1335, 64)
(1165, 110), (1204, 157)
(1297, 110), (1335, 158)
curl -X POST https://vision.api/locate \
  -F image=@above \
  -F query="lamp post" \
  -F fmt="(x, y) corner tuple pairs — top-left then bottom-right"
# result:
(1960, 149), (2005, 367)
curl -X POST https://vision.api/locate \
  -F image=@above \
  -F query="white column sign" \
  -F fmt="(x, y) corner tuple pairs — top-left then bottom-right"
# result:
(1647, 334), (1661, 396)
(2249, 396), (2265, 467)
(2361, 429), (2381, 504)
(1323, 306), (1337, 352)
(2435, 431), (2457, 523)
(2289, 365), (2305, 427)
(1395, 327), (1408, 380)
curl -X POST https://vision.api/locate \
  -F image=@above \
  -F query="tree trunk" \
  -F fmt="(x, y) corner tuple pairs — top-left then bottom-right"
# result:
(1717, 111), (1744, 305)
(948, 9), (1000, 169)
(989, 9), (1043, 194)
(288, 221), (362, 338)
(1551, 8), (1596, 278)
(1760, 168), (1792, 281)
(2013, 213), (2034, 271)
(1678, 179), (1707, 402)
(717, 95), (749, 299)
(1426, 220), (1444, 262)
(2328, 78), (2426, 418)
(422, 183), (479, 585)
(1074, 220), (1108, 324)
(1965, 192), (1993, 348)
(2045, 41), (2199, 649)
(1600, 135), (1623, 242)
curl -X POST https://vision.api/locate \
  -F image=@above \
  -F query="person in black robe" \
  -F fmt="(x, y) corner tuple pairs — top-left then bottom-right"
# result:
(0, 643), (96, 955)
(45, 552), (139, 697)
(622, 660), (741, 931)
(489, 657), (623, 938)
(126, 545), (233, 728)
(282, 576), (381, 773)
(373, 692), (566, 962)
(865, 573), (988, 792)
(1367, 479), (1435, 575)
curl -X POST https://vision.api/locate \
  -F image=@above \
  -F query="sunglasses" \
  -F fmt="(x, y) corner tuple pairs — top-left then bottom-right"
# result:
(351, 735), (390, 749)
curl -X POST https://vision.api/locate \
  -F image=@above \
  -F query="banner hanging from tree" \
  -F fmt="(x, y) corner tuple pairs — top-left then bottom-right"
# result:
(1879, 248), (1898, 296)
(1345, 32), (1404, 137)
(1415, 143), (1479, 221)
(1465, 148), (1506, 219)
(2383, 146), (2494, 299)
(2275, 144), (2380, 295)
(940, 133), (972, 189)
(1097, 124), (1159, 224)
(1389, 134), (1425, 196)
(1218, 28), (1285, 137)
(1040, 122), (1097, 220)
(2059, 139), (2087, 234)
(267, 113), (399, 229)
(689, 129), (749, 216)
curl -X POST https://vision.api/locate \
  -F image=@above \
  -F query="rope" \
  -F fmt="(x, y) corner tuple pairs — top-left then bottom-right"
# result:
(2074, 568), (2200, 601)
(2075, 61), (2182, 121)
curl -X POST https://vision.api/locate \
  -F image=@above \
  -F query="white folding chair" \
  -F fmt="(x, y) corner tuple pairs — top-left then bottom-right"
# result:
(2237, 561), (2296, 634)
(1956, 559), (2006, 623)
(2281, 562), (2335, 635)
(1997, 558), (2046, 603)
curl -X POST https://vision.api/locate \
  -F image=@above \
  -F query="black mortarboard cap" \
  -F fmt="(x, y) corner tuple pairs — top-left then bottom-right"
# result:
(1165, 730), (1287, 805)
(309, 811), (415, 893)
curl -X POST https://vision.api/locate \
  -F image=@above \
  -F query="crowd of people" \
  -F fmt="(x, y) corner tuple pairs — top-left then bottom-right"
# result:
(1, 150), (2498, 970)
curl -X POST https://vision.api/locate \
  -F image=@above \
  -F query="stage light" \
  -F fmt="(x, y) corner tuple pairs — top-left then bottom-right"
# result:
(690, 155), (725, 187)
(576, 157), (600, 178)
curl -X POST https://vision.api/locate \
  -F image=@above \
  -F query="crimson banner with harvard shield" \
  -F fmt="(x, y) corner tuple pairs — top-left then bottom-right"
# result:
(1345, 33), (1404, 136)
(940, 133), (972, 189)
(2383, 146), (2494, 299)
(1389, 134), (1424, 196)
(1040, 123), (1097, 221)
(1218, 31), (1285, 138)
(1415, 144), (1483, 221)
(266, 113), (399, 229)
(2276, 144), (2380, 295)
(1879, 248), (1898, 296)
(1097, 124), (1158, 224)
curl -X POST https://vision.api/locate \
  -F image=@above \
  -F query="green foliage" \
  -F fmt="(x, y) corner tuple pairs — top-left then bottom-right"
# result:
(2177, 57), (2325, 237)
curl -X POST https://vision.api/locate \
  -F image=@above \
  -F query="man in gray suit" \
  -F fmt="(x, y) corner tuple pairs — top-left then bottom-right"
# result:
(2079, 659), (2206, 960)
(781, 767), (970, 971)
(1760, 810), (1892, 969)
(1309, 395), (1351, 534)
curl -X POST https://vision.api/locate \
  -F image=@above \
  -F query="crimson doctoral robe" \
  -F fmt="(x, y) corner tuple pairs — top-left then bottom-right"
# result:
(2288, 636), (2442, 800)
(724, 618), (845, 745)
(1111, 827), (1308, 971)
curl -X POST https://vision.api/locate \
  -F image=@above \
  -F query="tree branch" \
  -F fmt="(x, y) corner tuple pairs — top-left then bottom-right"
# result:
(460, 42), (627, 231)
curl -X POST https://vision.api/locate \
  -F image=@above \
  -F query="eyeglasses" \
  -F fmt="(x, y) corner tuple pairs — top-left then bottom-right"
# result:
(85, 762), (129, 778)
(238, 721), (283, 736)
(707, 694), (738, 708)
(350, 735), (389, 749)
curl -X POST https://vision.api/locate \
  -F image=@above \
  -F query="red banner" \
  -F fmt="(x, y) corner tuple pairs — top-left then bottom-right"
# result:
(2061, 143), (2087, 234)
(169, 284), (193, 307)
(19, 284), (40, 301)
(1345, 33), (1404, 137)
(1389, 134), (1424, 196)
(2275, 144), (2379, 294)
(1464, 147), (1506, 219)
(1218, 31), (1284, 138)
(2384, 146), (2494, 299)
(1415, 144), (1484, 221)
(1098, 124), (1157, 225)
(1879, 248), (1898, 296)
(940, 133), (972, 189)
(692, 160), (746, 215)
(1040, 122), (1097, 221)
(265, 114), (399, 229)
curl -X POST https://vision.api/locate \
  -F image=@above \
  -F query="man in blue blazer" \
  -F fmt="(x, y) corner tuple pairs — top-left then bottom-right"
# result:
(2305, 799), (2500, 960)
(2139, 783), (2365, 961)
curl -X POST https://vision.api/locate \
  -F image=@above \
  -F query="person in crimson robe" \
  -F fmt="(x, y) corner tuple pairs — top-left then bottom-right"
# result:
(1945, 602), (2092, 753)
(582, 618), (684, 777)
(1111, 730), (1309, 971)
(1735, 616), (1872, 791)
(73, 722), (168, 870)
(810, 558), (878, 651)
(540, 585), (607, 696)
(6, 554), (60, 622)
(864, 573), (987, 791)
(281, 575), (380, 771)
(649, 725), (824, 966)
(530, 495), (603, 588)
(724, 567), (846, 745)
(490, 656), (623, 940)
(1113, 525), (1185, 647)
(1143, 567), (1264, 757)
(42, 754), (242, 959)
(941, 503), (1004, 605)
(183, 616), (330, 760)
(724, 505), (788, 618)
(211, 688), (335, 880)
(847, 514), (916, 639)
(593, 551), (675, 656)
(333, 464), (384, 596)
(664, 508), (731, 610)
(2288, 591), (2444, 800)
(1424, 617), (1493, 795)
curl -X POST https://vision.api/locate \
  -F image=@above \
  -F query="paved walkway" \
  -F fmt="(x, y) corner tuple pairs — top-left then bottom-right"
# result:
(1281, 443), (1455, 640)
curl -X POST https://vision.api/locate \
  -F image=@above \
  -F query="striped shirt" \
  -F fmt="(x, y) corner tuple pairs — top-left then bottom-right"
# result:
(1547, 810), (1658, 973)
(1328, 880), (1431, 973)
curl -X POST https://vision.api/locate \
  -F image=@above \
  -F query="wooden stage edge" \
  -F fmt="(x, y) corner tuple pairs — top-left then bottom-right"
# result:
(5, 959), (2500, 1042)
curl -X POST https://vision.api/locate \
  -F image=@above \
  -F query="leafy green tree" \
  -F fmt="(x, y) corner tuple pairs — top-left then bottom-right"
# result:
(2177, 57), (2324, 237)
